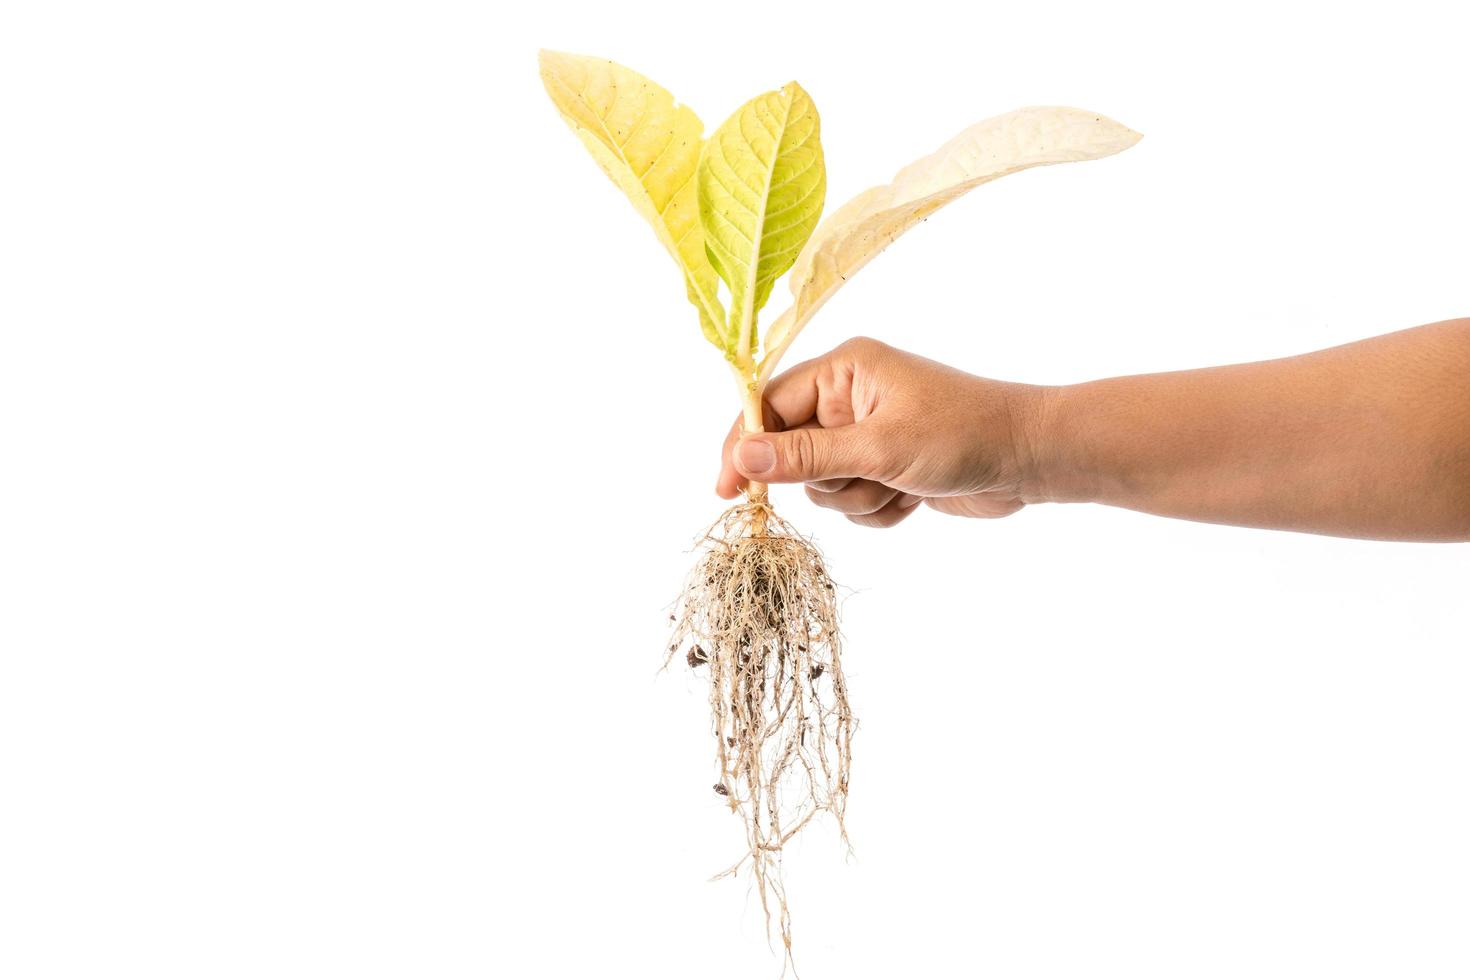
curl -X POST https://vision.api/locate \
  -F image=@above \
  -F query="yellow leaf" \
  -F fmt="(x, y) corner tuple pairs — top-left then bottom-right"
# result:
(538, 50), (727, 349)
(762, 107), (1141, 377)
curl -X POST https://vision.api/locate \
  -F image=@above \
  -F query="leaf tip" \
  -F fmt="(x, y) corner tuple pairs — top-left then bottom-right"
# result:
(782, 80), (813, 103)
(1087, 111), (1144, 153)
(537, 48), (574, 88)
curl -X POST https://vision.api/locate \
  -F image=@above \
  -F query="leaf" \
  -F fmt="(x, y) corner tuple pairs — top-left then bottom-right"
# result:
(698, 83), (826, 366)
(538, 50), (728, 350)
(762, 106), (1142, 371)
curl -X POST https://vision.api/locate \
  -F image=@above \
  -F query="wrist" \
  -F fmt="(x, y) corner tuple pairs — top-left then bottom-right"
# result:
(1018, 383), (1099, 505)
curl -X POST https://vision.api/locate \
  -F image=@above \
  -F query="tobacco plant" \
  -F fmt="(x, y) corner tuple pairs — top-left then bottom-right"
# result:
(539, 49), (1139, 963)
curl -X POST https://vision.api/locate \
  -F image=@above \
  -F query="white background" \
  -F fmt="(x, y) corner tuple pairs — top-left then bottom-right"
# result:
(2, 1), (1467, 977)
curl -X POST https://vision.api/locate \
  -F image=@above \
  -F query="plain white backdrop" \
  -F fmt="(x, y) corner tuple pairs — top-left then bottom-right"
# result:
(2, 1), (1467, 977)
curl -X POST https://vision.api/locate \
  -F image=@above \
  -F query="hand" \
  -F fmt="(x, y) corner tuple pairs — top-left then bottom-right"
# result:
(716, 337), (1049, 528)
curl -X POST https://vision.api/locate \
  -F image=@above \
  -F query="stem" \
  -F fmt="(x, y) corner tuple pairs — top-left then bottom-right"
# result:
(741, 381), (768, 506)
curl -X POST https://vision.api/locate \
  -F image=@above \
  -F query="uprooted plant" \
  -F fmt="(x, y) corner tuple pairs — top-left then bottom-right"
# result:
(539, 48), (1140, 963)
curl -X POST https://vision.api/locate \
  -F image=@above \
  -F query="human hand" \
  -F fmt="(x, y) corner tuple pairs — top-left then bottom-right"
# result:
(722, 321), (1470, 540)
(716, 338), (1050, 528)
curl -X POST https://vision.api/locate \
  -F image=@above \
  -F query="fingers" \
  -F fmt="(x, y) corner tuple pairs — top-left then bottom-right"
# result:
(733, 422), (891, 485)
(717, 413), (816, 499)
(714, 339), (879, 497)
(761, 350), (858, 431)
(849, 492), (924, 528)
(805, 478), (896, 516)
(807, 482), (923, 529)
(716, 403), (793, 499)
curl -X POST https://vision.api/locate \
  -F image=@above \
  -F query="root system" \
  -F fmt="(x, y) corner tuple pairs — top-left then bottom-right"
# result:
(666, 497), (854, 962)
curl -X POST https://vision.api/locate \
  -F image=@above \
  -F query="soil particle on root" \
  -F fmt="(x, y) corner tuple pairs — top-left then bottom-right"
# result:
(665, 499), (855, 961)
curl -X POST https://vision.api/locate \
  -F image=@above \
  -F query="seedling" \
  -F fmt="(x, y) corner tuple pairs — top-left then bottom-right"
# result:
(538, 49), (1139, 963)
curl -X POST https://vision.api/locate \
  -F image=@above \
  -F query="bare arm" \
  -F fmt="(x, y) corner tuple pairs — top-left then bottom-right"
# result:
(1035, 319), (1470, 540)
(715, 320), (1470, 541)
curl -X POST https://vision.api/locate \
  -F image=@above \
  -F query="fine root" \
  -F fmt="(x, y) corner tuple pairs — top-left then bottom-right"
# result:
(666, 499), (855, 962)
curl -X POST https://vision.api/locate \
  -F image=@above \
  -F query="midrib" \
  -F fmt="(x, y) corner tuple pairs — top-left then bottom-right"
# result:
(738, 92), (792, 359)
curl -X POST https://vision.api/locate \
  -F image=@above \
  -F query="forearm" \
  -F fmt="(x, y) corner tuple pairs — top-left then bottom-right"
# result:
(1031, 319), (1470, 541)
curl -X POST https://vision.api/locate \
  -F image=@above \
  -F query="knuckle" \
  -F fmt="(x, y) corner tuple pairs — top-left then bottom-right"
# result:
(820, 480), (894, 516)
(856, 422), (904, 483)
(839, 335), (884, 357)
(784, 428), (821, 478)
(848, 482), (891, 515)
(849, 502), (905, 529)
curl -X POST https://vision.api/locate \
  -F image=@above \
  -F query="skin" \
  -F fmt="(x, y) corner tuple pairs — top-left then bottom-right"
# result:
(716, 319), (1470, 541)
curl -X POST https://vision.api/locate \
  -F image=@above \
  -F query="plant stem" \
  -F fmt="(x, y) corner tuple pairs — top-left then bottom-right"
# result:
(740, 379), (770, 524)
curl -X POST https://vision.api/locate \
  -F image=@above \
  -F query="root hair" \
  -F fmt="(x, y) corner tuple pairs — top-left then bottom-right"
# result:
(667, 499), (855, 964)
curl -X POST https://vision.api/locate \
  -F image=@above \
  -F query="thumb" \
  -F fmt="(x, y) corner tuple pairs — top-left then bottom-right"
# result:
(733, 425), (886, 485)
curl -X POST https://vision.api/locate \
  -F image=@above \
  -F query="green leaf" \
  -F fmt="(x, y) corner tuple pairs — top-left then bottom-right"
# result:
(538, 50), (727, 350)
(698, 83), (826, 366)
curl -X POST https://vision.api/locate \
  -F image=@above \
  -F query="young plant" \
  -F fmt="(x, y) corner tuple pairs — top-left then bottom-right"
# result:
(539, 49), (1140, 960)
